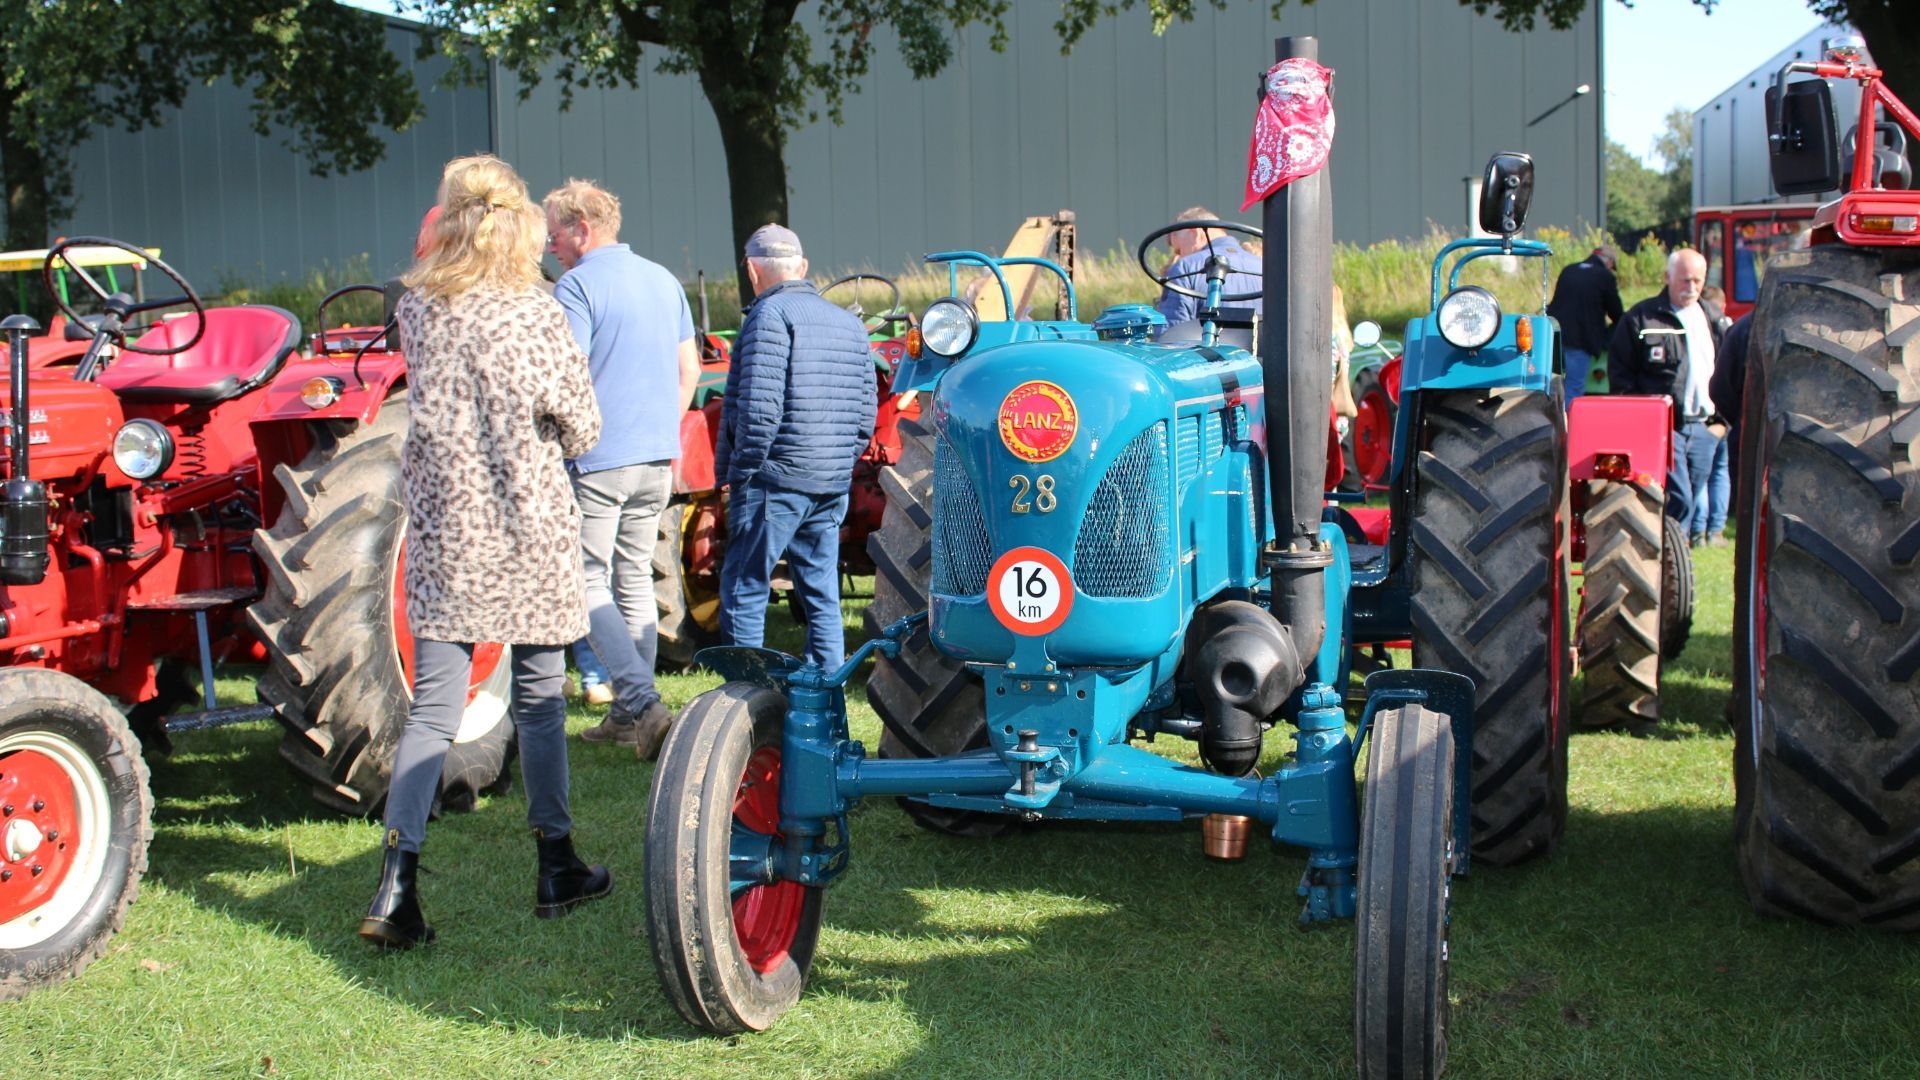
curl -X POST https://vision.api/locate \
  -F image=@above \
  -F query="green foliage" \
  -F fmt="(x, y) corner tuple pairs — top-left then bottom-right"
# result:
(216, 256), (386, 329)
(1, 1), (422, 248)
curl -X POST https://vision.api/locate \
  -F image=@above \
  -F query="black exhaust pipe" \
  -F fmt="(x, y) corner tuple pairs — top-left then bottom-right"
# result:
(1, 314), (50, 586)
(1255, 35), (1334, 673)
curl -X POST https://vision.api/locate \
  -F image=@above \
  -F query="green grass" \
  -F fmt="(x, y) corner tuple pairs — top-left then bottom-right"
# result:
(7, 548), (1919, 1078)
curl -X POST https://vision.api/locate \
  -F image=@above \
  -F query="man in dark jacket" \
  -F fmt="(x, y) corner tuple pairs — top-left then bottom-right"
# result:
(1545, 245), (1623, 401)
(1610, 248), (1727, 540)
(716, 224), (876, 669)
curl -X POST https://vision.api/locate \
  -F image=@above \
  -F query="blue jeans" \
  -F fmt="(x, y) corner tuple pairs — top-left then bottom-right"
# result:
(571, 638), (608, 688)
(1564, 348), (1593, 402)
(720, 478), (849, 670)
(1668, 420), (1727, 538)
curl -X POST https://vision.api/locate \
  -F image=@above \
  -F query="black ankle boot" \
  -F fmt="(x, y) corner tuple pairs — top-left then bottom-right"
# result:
(359, 830), (435, 949)
(534, 831), (613, 919)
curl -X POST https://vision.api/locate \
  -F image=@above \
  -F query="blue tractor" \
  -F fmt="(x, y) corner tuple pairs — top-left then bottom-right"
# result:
(644, 38), (1573, 1076)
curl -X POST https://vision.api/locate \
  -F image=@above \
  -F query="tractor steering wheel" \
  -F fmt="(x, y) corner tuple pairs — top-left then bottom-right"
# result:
(1136, 219), (1264, 303)
(43, 236), (206, 356)
(822, 273), (908, 333)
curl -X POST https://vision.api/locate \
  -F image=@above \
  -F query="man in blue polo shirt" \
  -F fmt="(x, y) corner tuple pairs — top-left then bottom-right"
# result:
(544, 179), (699, 759)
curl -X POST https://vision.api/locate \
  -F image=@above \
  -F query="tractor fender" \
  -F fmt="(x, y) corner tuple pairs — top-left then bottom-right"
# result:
(1567, 394), (1672, 487)
(248, 351), (408, 428)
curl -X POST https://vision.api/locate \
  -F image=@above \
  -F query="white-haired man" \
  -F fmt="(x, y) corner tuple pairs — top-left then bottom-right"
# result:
(1609, 247), (1727, 543)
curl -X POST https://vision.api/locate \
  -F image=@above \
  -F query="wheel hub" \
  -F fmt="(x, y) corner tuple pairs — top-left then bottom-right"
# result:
(0, 748), (80, 923)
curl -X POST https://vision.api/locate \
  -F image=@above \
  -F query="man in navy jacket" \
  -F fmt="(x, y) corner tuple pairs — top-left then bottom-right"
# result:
(715, 225), (876, 669)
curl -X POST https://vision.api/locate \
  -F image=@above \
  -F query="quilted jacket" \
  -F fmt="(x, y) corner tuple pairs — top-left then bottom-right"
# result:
(715, 280), (876, 495)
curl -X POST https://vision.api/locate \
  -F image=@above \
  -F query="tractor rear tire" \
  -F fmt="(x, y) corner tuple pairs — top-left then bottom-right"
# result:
(655, 499), (722, 672)
(1410, 388), (1570, 866)
(1354, 701), (1455, 1080)
(0, 668), (151, 1000)
(1661, 514), (1696, 662)
(1576, 479), (1665, 728)
(863, 417), (1013, 839)
(1732, 247), (1920, 928)
(251, 396), (515, 817)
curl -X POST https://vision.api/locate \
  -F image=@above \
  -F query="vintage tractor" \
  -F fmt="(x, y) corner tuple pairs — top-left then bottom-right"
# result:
(1338, 322), (1403, 494)
(643, 38), (1574, 1074)
(0, 241), (512, 996)
(1731, 43), (1920, 927)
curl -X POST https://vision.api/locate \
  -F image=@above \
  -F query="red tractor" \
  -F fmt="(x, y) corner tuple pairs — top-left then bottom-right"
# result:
(0, 240), (512, 997)
(1733, 44), (1920, 926)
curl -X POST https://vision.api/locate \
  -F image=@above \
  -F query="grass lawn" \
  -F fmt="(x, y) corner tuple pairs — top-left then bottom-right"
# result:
(6, 544), (1919, 1078)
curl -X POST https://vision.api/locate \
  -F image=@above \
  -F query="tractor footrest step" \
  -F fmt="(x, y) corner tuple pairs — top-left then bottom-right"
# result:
(164, 703), (280, 733)
(127, 587), (259, 612)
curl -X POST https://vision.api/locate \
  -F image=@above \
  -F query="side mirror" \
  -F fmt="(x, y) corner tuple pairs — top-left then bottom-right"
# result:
(1478, 152), (1535, 235)
(1352, 320), (1381, 348)
(1767, 77), (1841, 195)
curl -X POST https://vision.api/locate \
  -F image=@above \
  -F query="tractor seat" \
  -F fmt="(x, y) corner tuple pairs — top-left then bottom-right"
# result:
(98, 305), (302, 405)
(1158, 306), (1257, 350)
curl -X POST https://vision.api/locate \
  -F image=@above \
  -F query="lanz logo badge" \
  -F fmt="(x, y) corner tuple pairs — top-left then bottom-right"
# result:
(997, 381), (1078, 463)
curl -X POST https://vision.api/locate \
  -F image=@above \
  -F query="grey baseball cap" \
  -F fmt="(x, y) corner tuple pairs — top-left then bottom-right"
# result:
(744, 223), (804, 259)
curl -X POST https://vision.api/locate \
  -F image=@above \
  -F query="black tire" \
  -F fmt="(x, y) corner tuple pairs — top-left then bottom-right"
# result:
(0, 668), (152, 999)
(1410, 388), (1570, 866)
(250, 395), (514, 816)
(655, 498), (723, 672)
(1576, 479), (1665, 728)
(1732, 247), (1920, 928)
(1661, 514), (1696, 662)
(1354, 702), (1456, 1080)
(645, 681), (824, 1032)
(863, 416), (1013, 838)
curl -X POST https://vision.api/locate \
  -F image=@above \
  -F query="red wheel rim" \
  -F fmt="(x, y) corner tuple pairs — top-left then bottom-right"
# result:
(0, 749), (81, 923)
(731, 746), (804, 974)
(1354, 388), (1394, 488)
(391, 537), (506, 702)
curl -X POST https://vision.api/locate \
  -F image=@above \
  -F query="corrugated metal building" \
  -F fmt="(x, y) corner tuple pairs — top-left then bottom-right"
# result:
(1691, 22), (1859, 210)
(41, 2), (1601, 291)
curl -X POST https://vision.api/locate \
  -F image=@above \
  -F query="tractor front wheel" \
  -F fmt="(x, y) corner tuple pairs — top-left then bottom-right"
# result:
(0, 668), (152, 999)
(1732, 247), (1920, 928)
(251, 395), (515, 816)
(1354, 701), (1456, 1080)
(1409, 387), (1570, 865)
(645, 682), (824, 1033)
(1661, 514), (1696, 662)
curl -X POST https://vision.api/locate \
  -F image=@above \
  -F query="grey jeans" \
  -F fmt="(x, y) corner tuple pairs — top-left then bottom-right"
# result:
(384, 640), (570, 853)
(572, 461), (674, 718)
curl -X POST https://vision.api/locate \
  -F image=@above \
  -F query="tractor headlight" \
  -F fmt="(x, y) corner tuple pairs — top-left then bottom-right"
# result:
(301, 376), (344, 409)
(1436, 286), (1501, 351)
(112, 419), (174, 480)
(920, 298), (978, 357)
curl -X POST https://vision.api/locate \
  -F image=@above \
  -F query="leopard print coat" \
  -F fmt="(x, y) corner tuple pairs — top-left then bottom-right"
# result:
(395, 286), (601, 645)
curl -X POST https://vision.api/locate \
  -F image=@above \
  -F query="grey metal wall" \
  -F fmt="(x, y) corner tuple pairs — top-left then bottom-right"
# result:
(54, 20), (493, 293)
(46, 2), (1599, 292)
(1691, 22), (1857, 209)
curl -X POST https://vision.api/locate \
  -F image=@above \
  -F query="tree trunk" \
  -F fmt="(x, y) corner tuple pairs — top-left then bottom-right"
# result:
(0, 87), (53, 253)
(700, 78), (791, 306)
(1848, 3), (1918, 108)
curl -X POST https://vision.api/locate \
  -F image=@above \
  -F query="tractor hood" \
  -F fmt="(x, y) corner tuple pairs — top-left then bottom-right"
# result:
(928, 336), (1271, 670)
(0, 370), (123, 484)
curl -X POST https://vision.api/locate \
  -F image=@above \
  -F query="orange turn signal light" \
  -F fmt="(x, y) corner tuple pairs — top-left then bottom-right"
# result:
(1515, 317), (1533, 353)
(1594, 452), (1631, 481)
(1852, 214), (1919, 235)
(904, 327), (924, 359)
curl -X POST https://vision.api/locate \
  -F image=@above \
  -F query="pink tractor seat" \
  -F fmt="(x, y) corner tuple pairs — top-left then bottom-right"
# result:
(98, 305), (302, 405)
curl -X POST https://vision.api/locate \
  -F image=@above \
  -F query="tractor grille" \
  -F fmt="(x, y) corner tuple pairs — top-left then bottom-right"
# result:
(1176, 409), (1236, 493)
(1074, 423), (1171, 597)
(931, 435), (993, 596)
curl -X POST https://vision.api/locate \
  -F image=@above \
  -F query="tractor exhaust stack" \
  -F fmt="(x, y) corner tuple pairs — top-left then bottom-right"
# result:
(1256, 35), (1334, 673)
(1, 314), (50, 585)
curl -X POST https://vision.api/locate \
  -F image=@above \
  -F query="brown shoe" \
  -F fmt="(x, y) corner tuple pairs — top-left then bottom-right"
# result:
(633, 701), (675, 762)
(579, 709), (641, 746)
(1709, 534), (1729, 548)
(583, 683), (614, 707)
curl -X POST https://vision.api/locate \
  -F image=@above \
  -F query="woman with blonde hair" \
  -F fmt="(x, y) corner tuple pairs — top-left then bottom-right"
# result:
(359, 154), (610, 949)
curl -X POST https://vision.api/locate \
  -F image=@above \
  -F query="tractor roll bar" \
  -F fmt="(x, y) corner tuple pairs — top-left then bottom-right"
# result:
(924, 251), (1078, 322)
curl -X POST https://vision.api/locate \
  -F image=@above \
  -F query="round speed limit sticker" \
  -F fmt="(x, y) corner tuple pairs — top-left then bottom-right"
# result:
(986, 547), (1074, 636)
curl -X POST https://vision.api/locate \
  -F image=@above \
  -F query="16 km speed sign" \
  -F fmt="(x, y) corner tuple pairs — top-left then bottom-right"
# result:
(986, 547), (1074, 635)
